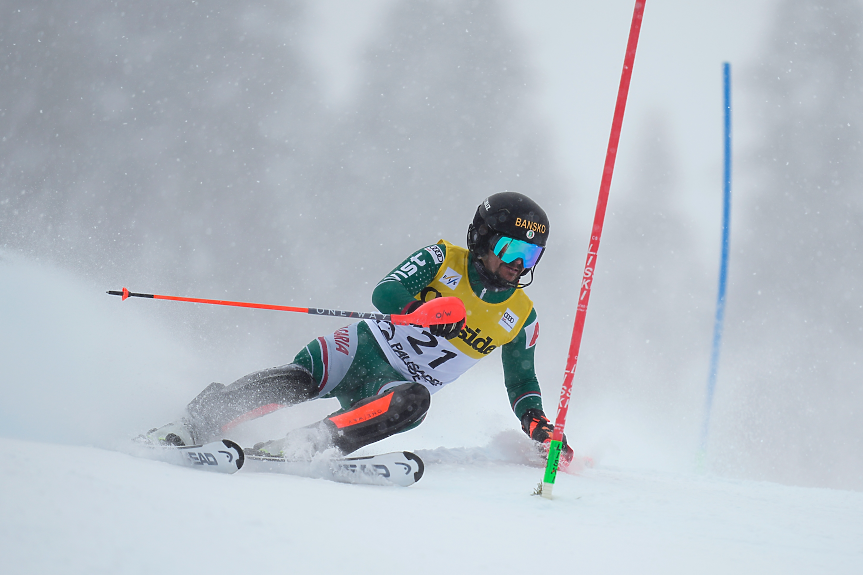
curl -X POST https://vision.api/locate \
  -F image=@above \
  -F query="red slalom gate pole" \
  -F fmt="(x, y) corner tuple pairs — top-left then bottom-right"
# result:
(107, 287), (465, 327)
(540, 1), (646, 499)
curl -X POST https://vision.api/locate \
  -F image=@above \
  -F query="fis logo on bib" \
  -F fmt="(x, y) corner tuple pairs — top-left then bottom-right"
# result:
(440, 268), (462, 289)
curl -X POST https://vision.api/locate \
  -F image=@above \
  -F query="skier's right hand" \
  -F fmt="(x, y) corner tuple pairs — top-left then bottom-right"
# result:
(402, 300), (465, 340)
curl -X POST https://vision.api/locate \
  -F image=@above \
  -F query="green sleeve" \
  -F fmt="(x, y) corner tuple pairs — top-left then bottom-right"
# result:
(501, 307), (544, 421)
(372, 244), (446, 314)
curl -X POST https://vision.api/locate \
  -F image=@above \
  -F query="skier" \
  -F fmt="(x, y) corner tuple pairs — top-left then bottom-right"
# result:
(144, 191), (573, 466)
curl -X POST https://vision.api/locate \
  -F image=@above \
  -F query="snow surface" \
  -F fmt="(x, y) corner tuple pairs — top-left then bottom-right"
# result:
(2, 256), (862, 575)
(2, 435), (862, 575)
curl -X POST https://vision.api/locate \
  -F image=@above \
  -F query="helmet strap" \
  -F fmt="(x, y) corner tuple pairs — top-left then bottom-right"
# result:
(472, 254), (539, 291)
(516, 267), (535, 289)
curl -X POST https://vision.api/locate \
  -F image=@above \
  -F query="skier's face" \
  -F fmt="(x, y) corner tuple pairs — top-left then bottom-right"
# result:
(482, 249), (524, 283)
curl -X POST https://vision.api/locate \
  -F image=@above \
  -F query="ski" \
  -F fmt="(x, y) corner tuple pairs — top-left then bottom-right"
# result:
(136, 439), (245, 474)
(133, 439), (422, 486)
(243, 450), (425, 487)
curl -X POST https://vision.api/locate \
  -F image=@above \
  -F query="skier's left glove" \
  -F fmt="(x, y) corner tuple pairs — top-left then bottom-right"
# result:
(521, 408), (575, 470)
(402, 300), (465, 340)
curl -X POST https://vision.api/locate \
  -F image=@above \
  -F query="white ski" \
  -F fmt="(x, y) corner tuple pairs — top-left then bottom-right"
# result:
(242, 450), (424, 487)
(137, 439), (244, 474)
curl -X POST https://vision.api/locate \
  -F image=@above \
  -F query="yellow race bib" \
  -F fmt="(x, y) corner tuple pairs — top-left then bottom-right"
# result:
(366, 240), (534, 393)
(418, 240), (533, 359)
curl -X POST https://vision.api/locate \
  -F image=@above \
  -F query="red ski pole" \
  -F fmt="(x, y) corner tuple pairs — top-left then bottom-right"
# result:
(540, 0), (646, 498)
(107, 287), (465, 327)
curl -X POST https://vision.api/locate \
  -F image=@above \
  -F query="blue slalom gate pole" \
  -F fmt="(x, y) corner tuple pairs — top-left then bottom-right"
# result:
(698, 62), (732, 466)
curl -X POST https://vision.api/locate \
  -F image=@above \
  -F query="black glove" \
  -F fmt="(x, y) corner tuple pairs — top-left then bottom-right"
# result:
(402, 300), (465, 340)
(521, 408), (575, 469)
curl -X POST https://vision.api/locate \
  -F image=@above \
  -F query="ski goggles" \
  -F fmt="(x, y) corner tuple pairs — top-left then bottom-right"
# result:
(492, 235), (545, 269)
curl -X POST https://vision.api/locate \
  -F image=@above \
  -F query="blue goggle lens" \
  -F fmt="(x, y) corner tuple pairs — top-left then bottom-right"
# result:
(492, 236), (544, 269)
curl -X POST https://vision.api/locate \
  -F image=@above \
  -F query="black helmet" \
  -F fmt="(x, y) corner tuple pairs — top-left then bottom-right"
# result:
(467, 191), (549, 289)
